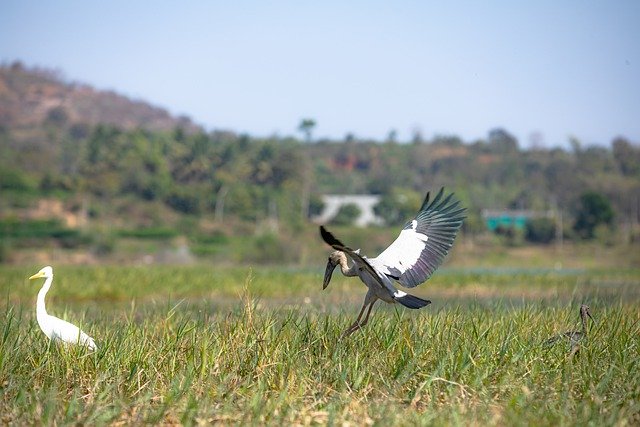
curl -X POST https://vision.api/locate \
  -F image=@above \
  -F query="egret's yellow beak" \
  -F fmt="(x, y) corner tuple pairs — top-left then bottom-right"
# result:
(29, 271), (46, 280)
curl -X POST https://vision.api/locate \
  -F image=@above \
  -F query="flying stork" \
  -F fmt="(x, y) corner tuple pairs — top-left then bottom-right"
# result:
(320, 188), (466, 337)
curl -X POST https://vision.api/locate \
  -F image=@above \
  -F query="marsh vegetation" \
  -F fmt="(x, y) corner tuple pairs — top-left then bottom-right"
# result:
(1, 265), (638, 425)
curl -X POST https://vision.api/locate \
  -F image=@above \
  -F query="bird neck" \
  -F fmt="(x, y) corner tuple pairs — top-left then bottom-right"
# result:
(581, 312), (588, 335)
(36, 276), (52, 320)
(339, 255), (358, 277)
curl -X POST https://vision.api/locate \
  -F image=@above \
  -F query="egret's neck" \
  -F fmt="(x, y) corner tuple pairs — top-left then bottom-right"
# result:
(339, 255), (358, 277)
(36, 276), (52, 320)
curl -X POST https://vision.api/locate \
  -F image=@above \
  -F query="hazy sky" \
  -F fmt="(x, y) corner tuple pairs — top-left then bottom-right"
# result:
(1, 1), (639, 147)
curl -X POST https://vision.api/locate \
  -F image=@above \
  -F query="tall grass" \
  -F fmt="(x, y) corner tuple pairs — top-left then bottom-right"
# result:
(0, 266), (638, 425)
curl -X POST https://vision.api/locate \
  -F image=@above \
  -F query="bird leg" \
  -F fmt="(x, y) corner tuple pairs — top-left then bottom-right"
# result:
(340, 296), (377, 339)
(569, 343), (580, 358)
(341, 302), (368, 339)
(358, 299), (377, 328)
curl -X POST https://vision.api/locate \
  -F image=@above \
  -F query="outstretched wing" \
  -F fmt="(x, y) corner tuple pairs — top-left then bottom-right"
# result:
(371, 188), (466, 288)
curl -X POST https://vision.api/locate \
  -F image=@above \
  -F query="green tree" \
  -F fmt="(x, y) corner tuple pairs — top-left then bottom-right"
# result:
(45, 106), (69, 127)
(386, 129), (398, 144)
(612, 137), (640, 176)
(297, 119), (316, 143)
(488, 128), (518, 153)
(331, 203), (362, 226)
(573, 192), (614, 239)
(307, 194), (325, 218)
(0, 168), (36, 191)
(525, 217), (555, 244)
(374, 190), (422, 226)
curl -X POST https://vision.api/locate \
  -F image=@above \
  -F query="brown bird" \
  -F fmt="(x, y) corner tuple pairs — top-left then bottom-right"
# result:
(545, 304), (595, 355)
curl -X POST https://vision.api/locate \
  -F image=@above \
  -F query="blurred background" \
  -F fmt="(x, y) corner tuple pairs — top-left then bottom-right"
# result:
(1, 1), (639, 268)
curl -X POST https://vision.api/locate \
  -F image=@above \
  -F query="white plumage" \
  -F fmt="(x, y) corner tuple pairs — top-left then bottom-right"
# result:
(372, 220), (430, 278)
(28, 266), (97, 350)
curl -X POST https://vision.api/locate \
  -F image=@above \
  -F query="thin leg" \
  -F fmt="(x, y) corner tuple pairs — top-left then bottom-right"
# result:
(341, 293), (376, 339)
(341, 301), (368, 339)
(569, 343), (580, 358)
(358, 299), (377, 328)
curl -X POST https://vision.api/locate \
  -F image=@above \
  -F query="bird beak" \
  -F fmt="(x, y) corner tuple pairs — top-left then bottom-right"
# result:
(28, 271), (45, 280)
(323, 260), (337, 290)
(587, 310), (595, 323)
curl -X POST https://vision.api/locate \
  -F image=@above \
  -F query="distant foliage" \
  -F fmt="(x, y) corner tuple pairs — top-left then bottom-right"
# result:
(612, 137), (640, 176)
(0, 218), (66, 239)
(1, 64), (639, 249)
(573, 192), (615, 239)
(298, 118), (316, 143)
(495, 224), (524, 247)
(308, 194), (326, 218)
(165, 191), (201, 215)
(0, 218), (89, 248)
(525, 217), (556, 244)
(0, 169), (36, 191)
(374, 190), (422, 226)
(45, 106), (69, 126)
(118, 227), (179, 240)
(250, 234), (286, 263)
(330, 203), (362, 226)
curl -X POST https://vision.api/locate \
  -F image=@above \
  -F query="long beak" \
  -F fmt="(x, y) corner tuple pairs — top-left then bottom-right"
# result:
(587, 310), (595, 324)
(29, 271), (45, 280)
(323, 260), (337, 290)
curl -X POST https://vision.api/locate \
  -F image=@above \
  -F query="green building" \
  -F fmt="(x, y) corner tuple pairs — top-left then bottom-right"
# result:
(482, 210), (550, 231)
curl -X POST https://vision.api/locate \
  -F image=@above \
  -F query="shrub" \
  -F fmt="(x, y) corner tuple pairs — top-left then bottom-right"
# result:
(573, 192), (614, 239)
(165, 192), (200, 215)
(0, 218), (66, 239)
(525, 217), (556, 244)
(0, 169), (36, 191)
(118, 227), (178, 240)
(330, 203), (361, 226)
(247, 233), (287, 263)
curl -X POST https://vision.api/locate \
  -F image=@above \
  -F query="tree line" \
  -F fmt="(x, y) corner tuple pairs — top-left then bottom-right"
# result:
(1, 116), (639, 245)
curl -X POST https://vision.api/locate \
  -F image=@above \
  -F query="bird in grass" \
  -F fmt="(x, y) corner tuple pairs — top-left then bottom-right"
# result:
(545, 304), (595, 354)
(320, 188), (465, 337)
(28, 266), (97, 350)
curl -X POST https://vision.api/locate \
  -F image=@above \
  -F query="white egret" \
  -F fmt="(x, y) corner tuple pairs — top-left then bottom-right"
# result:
(321, 188), (465, 337)
(28, 266), (97, 350)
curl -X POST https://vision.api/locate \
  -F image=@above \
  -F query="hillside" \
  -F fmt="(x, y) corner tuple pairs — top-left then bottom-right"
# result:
(0, 61), (200, 133)
(0, 62), (639, 266)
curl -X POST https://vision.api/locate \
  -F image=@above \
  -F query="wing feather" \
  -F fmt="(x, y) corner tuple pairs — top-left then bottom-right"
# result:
(371, 188), (465, 288)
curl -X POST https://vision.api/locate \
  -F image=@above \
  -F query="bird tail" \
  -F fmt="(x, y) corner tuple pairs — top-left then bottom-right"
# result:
(82, 334), (97, 351)
(395, 293), (431, 309)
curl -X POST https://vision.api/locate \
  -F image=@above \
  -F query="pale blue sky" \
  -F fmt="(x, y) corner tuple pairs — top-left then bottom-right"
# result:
(1, 1), (639, 147)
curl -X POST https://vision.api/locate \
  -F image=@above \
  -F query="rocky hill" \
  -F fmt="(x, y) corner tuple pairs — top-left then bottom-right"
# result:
(0, 61), (200, 133)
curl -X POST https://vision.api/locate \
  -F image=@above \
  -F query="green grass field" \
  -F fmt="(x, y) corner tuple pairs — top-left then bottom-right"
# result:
(0, 265), (639, 425)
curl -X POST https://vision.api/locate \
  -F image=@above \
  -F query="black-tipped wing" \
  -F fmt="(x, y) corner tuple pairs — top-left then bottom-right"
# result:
(370, 188), (466, 288)
(319, 226), (410, 300)
(320, 226), (380, 281)
(320, 225), (349, 251)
